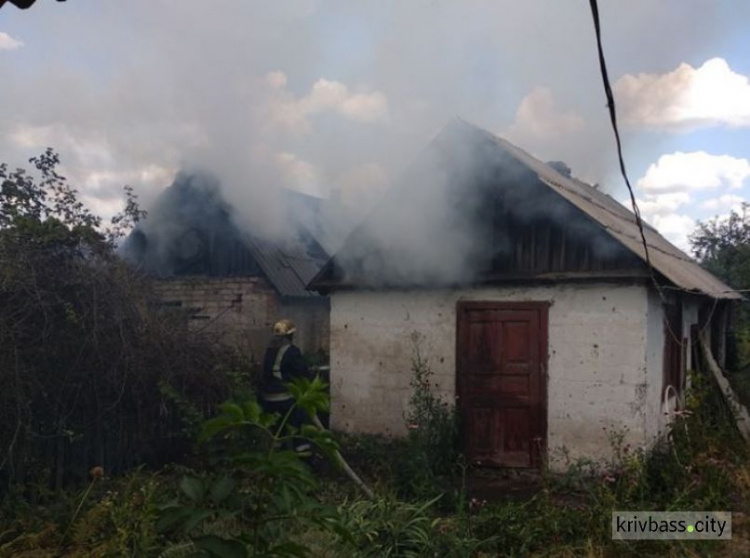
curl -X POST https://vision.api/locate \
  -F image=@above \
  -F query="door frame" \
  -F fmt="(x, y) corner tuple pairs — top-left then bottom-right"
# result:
(455, 301), (550, 468)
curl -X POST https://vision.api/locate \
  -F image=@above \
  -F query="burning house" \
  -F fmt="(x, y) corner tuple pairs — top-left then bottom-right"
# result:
(309, 119), (741, 470)
(123, 171), (347, 359)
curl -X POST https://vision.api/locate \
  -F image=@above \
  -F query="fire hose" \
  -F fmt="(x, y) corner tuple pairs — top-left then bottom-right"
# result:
(310, 413), (374, 499)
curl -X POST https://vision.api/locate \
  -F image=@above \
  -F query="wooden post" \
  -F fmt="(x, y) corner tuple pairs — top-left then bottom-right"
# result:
(699, 333), (750, 443)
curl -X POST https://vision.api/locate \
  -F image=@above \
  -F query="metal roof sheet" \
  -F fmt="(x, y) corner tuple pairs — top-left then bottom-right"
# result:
(312, 120), (740, 300)
(245, 235), (325, 298)
(466, 121), (740, 300)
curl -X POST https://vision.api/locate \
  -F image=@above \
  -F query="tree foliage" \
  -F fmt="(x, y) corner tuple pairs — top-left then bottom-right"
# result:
(690, 202), (750, 291)
(0, 150), (243, 492)
(691, 203), (750, 368)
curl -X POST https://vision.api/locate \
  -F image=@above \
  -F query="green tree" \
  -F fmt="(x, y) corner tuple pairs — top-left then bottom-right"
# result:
(690, 202), (750, 290)
(690, 203), (750, 368)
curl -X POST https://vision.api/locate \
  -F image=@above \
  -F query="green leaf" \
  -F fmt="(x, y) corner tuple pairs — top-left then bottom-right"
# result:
(300, 426), (340, 461)
(220, 402), (245, 422)
(241, 400), (262, 422)
(180, 476), (206, 503)
(200, 415), (232, 442)
(182, 509), (215, 533)
(285, 376), (330, 419)
(156, 507), (195, 533)
(210, 475), (235, 504)
(193, 535), (248, 558)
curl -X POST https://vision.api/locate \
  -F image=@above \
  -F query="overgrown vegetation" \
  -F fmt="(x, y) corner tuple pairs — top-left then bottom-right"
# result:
(399, 335), (461, 500)
(692, 204), (750, 372)
(3, 341), (749, 556)
(340, 366), (750, 556)
(2, 342), (749, 556)
(0, 151), (250, 492)
(2, 153), (749, 556)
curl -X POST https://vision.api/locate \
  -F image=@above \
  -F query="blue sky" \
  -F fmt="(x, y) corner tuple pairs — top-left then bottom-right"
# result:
(1, 0), (749, 252)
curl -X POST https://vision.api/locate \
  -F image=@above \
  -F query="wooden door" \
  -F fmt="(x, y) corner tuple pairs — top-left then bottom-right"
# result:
(457, 302), (547, 468)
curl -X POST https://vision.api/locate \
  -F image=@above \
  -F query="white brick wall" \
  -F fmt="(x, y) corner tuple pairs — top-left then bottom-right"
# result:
(153, 277), (330, 359)
(154, 277), (278, 359)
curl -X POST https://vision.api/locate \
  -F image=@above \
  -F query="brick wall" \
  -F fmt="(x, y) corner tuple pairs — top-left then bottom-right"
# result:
(153, 276), (330, 361)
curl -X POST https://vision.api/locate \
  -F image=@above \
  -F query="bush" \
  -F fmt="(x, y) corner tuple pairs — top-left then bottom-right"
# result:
(157, 375), (346, 557)
(0, 151), (247, 493)
(399, 334), (461, 501)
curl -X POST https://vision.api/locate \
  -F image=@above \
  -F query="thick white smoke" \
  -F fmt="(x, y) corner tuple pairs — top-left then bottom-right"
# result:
(0, 0), (732, 248)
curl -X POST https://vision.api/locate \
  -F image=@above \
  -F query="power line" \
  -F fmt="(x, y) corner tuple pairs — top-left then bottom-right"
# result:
(587, 0), (662, 299)
(587, 0), (699, 354)
(588, 0), (743, 309)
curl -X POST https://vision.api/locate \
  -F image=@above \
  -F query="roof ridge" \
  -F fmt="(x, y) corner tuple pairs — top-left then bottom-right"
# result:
(310, 119), (740, 299)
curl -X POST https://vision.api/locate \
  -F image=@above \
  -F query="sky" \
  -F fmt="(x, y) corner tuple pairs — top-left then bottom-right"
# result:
(2, 0), (750, 252)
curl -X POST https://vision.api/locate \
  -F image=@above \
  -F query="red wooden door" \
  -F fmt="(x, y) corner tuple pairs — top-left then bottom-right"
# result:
(457, 302), (547, 468)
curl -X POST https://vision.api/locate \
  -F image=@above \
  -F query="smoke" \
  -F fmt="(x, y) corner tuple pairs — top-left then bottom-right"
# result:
(333, 120), (636, 287)
(121, 170), (229, 276)
(0, 0), (732, 255)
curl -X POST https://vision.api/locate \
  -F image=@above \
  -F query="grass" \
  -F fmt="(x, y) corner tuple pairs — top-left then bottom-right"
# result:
(1, 438), (748, 556)
(2, 366), (750, 557)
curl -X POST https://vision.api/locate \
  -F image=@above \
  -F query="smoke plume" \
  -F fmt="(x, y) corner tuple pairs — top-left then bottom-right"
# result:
(0, 0), (733, 254)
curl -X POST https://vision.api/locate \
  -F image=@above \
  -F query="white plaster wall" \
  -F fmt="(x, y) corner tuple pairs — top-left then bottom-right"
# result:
(644, 290), (666, 442)
(330, 283), (651, 469)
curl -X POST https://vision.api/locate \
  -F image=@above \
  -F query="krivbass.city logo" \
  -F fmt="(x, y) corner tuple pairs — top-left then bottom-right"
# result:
(612, 512), (731, 540)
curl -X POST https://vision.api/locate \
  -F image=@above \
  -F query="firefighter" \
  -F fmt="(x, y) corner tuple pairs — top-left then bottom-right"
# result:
(260, 319), (312, 453)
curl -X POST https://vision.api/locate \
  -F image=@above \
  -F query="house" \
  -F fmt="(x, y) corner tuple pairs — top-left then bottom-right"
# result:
(309, 119), (741, 470)
(123, 171), (348, 359)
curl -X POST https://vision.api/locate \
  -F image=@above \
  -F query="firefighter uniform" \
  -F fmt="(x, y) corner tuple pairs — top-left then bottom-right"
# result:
(260, 319), (312, 452)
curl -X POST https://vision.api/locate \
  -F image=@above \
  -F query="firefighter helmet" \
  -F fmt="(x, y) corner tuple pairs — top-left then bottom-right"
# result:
(272, 319), (296, 336)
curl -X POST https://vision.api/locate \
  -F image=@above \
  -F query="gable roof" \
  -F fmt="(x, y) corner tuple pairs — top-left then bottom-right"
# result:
(311, 119), (740, 300)
(121, 172), (330, 298)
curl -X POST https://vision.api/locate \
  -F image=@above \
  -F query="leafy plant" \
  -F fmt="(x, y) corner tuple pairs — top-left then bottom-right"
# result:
(334, 495), (441, 557)
(157, 376), (344, 557)
(691, 204), (750, 369)
(399, 334), (460, 500)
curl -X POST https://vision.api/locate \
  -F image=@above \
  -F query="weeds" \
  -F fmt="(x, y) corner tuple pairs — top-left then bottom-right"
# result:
(399, 334), (461, 501)
(0, 469), (164, 557)
(157, 375), (345, 557)
(2, 344), (749, 556)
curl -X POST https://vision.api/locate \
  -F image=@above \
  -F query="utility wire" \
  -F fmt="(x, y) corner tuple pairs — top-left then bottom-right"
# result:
(588, 1), (695, 354)
(588, 0), (662, 300)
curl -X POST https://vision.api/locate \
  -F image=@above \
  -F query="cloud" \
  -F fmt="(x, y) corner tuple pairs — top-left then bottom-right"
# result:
(7, 123), (175, 220)
(615, 58), (750, 131)
(0, 0), (741, 236)
(263, 72), (388, 136)
(647, 213), (696, 252)
(637, 151), (750, 193)
(633, 192), (691, 216)
(0, 32), (23, 51)
(632, 151), (750, 252)
(701, 193), (745, 212)
(625, 189), (694, 250)
(506, 87), (584, 140)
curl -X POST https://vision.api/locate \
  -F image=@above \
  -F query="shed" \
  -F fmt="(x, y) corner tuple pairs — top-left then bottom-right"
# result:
(123, 172), (343, 358)
(310, 119), (740, 470)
